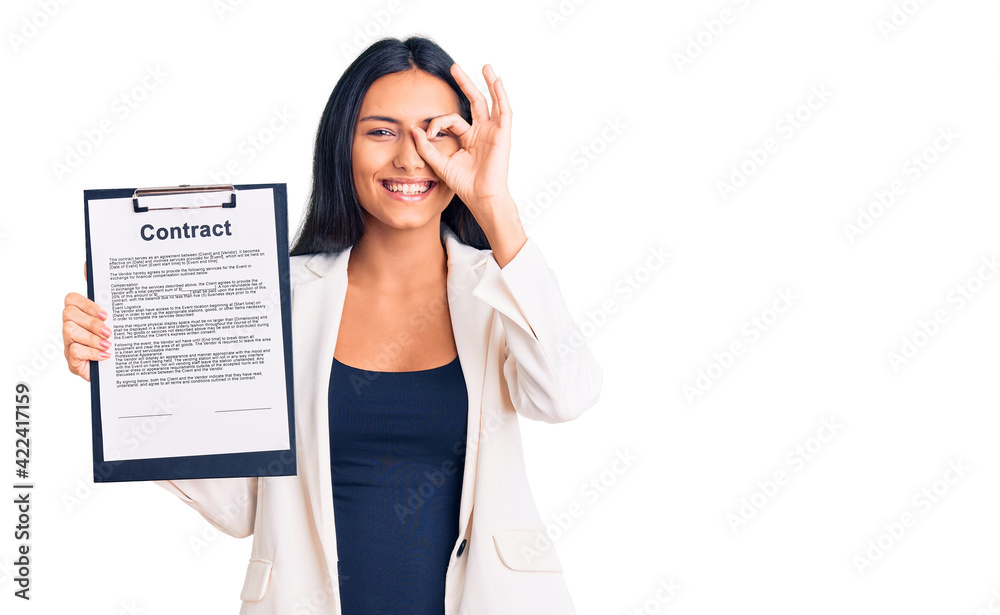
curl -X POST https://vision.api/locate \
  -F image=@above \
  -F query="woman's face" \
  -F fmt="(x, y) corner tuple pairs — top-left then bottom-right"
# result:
(352, 69), (462, 231)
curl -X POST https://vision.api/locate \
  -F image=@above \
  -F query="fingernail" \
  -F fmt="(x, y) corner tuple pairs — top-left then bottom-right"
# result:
(100, 351), (111, 359)
(102, 326), (112, 337)
(99, 339), (111, 349)
(98, 309), (107, 320)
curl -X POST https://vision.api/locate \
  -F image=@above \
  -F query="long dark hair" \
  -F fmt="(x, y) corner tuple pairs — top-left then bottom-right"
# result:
(289, 36), (490, 256)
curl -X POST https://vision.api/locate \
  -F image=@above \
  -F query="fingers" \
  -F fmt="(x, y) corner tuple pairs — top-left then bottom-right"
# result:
(451, 63), (490, 124)
(493, 75), (511, 126)
(425, 113), (471, 142)
(63, 294), (110, 340)
(62, 315), (104, 382)
(483, 65), (500, 121)
(64, 337), (96, 382)
(65, 291), (108, 322)
(483, 64), (512, 128)
(63, 305), (111, 348)
(64, 326), (107, 363)
(452, 62), (512, 130)
(410, 126), (450, 177)
(62, 292), (111, 379)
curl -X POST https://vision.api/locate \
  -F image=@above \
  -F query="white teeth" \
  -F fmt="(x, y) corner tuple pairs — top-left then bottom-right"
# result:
(384, 181), (431, 195)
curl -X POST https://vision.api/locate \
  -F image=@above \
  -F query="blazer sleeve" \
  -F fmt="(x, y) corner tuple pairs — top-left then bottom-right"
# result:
(154, 477), (257, 538)
(473, 236), (604, 424)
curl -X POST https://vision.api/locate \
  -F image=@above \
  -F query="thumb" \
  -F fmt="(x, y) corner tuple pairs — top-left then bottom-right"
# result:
(411, 127), (448, 178)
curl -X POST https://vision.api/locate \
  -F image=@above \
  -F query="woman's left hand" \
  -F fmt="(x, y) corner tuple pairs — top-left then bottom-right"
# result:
(411, 63), (513, 215)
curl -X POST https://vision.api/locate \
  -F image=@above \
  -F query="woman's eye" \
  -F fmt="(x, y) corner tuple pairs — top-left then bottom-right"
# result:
(368, 129), (393, 137)
(434, 131), (449, 138)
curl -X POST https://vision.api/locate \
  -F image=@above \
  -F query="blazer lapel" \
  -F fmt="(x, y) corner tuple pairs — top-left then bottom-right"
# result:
(291, 245), (349, 590)
(442, 227), (493, 552)
(290, 224), (494, 592)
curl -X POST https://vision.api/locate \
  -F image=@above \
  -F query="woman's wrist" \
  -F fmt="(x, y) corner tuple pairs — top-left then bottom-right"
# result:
(476, 195), (527, 269)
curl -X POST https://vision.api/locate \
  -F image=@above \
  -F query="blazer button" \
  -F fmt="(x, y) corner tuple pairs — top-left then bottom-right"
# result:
(457, 538), (467, 557)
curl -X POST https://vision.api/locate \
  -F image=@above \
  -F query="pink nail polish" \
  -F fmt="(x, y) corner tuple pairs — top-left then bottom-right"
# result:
(98, 309), (107, 320)
(100, 351), (111, 359)
(102, 326), (112, 337)
(100, 339), (111, 349)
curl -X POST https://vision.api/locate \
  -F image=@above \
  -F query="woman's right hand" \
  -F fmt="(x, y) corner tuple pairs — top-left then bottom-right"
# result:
(63, 284), (112, 382)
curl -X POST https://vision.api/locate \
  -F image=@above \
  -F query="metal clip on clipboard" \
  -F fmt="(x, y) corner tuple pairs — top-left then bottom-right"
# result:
(132, 184), (237, 213)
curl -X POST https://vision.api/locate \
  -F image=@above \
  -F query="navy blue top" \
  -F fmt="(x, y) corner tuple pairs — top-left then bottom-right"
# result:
(328, 353), (468, 615)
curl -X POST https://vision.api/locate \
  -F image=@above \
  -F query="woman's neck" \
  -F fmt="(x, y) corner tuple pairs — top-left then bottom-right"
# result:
(346, 219), (448, 295)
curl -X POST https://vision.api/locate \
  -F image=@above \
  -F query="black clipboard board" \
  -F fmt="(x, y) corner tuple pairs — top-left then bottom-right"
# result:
(83, 183), (296, 483)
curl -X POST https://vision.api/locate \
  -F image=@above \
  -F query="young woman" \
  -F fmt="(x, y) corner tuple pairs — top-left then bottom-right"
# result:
(62, 36), (603, 615)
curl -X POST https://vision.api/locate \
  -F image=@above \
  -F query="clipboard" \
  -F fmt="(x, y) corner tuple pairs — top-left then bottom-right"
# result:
(83, 183), (296, 483)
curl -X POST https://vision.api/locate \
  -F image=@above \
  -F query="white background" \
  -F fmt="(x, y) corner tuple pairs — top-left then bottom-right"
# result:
(2, 0), (999, 614)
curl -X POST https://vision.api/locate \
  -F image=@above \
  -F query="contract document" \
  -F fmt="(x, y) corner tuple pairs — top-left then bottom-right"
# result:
(83, 184), (296, 482)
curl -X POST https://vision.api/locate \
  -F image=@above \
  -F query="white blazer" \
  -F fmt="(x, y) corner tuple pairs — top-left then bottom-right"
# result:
(154, 223), (603, 614)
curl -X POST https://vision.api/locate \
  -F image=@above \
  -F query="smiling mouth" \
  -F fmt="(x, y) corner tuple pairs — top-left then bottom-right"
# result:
(380, 179), (436, 195)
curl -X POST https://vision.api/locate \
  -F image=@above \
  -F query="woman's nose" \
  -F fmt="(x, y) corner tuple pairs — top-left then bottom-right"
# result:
(393, 129), (425, 171)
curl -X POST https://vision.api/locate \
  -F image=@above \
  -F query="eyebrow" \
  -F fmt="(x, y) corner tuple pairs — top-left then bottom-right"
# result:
(358, 115), (437, 124)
